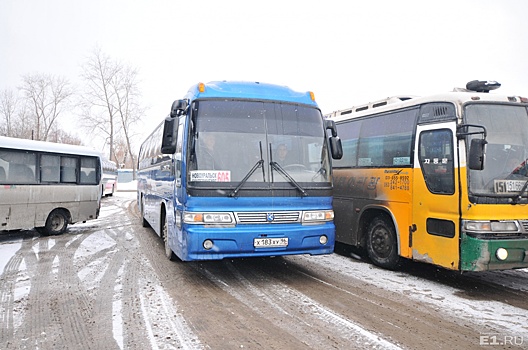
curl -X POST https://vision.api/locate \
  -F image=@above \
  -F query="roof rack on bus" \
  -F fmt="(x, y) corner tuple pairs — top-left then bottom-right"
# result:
(325, 96), (416, 118)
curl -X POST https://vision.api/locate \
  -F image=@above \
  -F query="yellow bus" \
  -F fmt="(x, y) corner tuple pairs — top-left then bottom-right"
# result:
(326, 80), (528, 271)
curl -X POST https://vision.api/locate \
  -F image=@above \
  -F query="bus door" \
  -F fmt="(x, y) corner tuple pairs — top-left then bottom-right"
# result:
(411, 123), (460, 270)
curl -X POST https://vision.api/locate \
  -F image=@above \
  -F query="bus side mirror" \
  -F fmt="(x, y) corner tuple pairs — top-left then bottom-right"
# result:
(161, 117), (178, 154)
(468, 138), (487, 170)
(325, 119), (338, 137)
(330, 137), (343, 160)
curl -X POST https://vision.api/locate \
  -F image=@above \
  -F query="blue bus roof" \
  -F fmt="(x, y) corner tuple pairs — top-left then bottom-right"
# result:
(184, 81), (318, 107)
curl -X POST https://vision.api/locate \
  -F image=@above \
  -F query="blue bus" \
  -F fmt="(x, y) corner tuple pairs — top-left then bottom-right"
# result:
(137, 81), (342, 261)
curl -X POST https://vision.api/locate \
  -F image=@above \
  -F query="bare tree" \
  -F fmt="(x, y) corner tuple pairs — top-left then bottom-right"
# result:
(113, 137), (129, 168)
(47, 124), (83, 145)
(0, 88), (19, 137)
(79, 48), (120, 161)
(19, 73), (74, 141)
(10, 100), (35, 139)
(112, 65), (144, 174)
(79, 47), (144, 175)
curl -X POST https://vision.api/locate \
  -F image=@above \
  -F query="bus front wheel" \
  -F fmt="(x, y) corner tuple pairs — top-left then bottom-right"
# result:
(140, 197), (149, 228)
(162, 211), (176, 261)
(366, 216), (400, 270)
(41, 209), (69, 236)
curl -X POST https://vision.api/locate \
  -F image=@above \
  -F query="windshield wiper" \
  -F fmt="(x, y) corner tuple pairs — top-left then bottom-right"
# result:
(268, 143), (307, 196)
(270, 161), (308, 196)
(511, 180), (528, 204)
(229, 142), (266, 198)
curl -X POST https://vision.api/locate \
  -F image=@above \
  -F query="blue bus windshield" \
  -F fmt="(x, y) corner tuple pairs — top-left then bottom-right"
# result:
(190, 100), (331, 185)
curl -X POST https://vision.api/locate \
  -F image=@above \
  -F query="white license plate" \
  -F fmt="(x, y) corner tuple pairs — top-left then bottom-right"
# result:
(254, 237), (288, 248)
(494, 180), (526, 193)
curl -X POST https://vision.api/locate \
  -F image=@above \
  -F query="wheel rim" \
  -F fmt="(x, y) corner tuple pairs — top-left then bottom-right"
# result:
(371, 225), (392, 258)
(51, 215), (65, 231)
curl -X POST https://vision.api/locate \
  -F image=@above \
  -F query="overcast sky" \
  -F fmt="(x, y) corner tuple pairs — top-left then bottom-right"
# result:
(1, 0), (528, 149)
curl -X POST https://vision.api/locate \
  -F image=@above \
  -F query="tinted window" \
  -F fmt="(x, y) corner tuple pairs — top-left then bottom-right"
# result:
(80, 157), (98, 184)
(61, 157), (78, 183)
(0, 150), (37, 184)
(333, 108), (417, 168)
(41, 154), (60, 182)
(333, 120), (360, 167)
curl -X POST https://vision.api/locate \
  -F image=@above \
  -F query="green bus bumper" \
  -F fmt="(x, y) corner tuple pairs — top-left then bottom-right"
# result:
(460, 233), (528, 271)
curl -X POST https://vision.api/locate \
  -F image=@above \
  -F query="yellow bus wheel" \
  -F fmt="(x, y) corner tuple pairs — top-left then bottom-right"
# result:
(366, 216), (401, 270)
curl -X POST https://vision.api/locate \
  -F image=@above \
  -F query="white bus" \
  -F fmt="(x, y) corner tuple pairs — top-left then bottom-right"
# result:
(0, 136), (102, 235)
(102, 158), (118, 196)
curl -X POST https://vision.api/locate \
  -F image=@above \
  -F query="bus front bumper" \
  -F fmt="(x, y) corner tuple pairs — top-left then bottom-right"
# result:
(179, 222), (335, 261)
(460, 233), (528, 271)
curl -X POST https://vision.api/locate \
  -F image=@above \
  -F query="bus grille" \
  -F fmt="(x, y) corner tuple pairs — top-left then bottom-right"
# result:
(520, 220), (528, 233)
(235, 211), (301, 224)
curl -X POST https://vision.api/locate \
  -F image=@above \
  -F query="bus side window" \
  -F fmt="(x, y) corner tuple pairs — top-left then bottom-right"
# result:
(80, 157), (97, 184)
(0, 166), (6, 182)
(61, 157), (78, 183)
(2, 150), (37, 184)
(41, 154), (60, 183)
(9, 163), (35, 183)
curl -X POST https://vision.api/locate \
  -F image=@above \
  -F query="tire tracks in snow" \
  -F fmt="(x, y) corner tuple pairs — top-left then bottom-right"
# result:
(192, 260), (402, 349)
(0, 195), (202, 350)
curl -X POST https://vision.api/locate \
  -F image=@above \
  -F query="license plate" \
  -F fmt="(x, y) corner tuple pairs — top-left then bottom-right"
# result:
(494, 180), (526, 193)
(254, 237), (288, 248)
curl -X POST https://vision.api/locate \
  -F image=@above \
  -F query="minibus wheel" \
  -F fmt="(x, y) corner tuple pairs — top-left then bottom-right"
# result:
(42, 209), (69, 236)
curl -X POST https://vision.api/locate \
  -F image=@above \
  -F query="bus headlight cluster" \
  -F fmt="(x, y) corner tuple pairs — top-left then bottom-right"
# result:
(302, 210), (334, 223)
(183, 212), (234, 224)
(463, 220), (519, 232)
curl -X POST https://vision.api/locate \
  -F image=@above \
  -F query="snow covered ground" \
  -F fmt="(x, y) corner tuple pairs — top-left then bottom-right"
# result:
(1, 192), (527, 349)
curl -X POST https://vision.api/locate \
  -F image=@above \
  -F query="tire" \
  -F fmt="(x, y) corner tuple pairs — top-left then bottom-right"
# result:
(162, 211), (177, 261)
(366, 216), (400, 270)
(140, 197), (149, 228)
(41, 209), (69, 236)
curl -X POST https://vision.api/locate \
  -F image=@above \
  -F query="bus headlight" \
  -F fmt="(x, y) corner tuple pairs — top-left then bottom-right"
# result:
(463, 220), (519, 232)
(183, 212), (234, 224)
(302, 210), (334, 223)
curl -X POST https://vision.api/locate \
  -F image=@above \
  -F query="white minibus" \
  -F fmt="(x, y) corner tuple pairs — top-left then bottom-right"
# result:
(0, 136), (102, 235)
